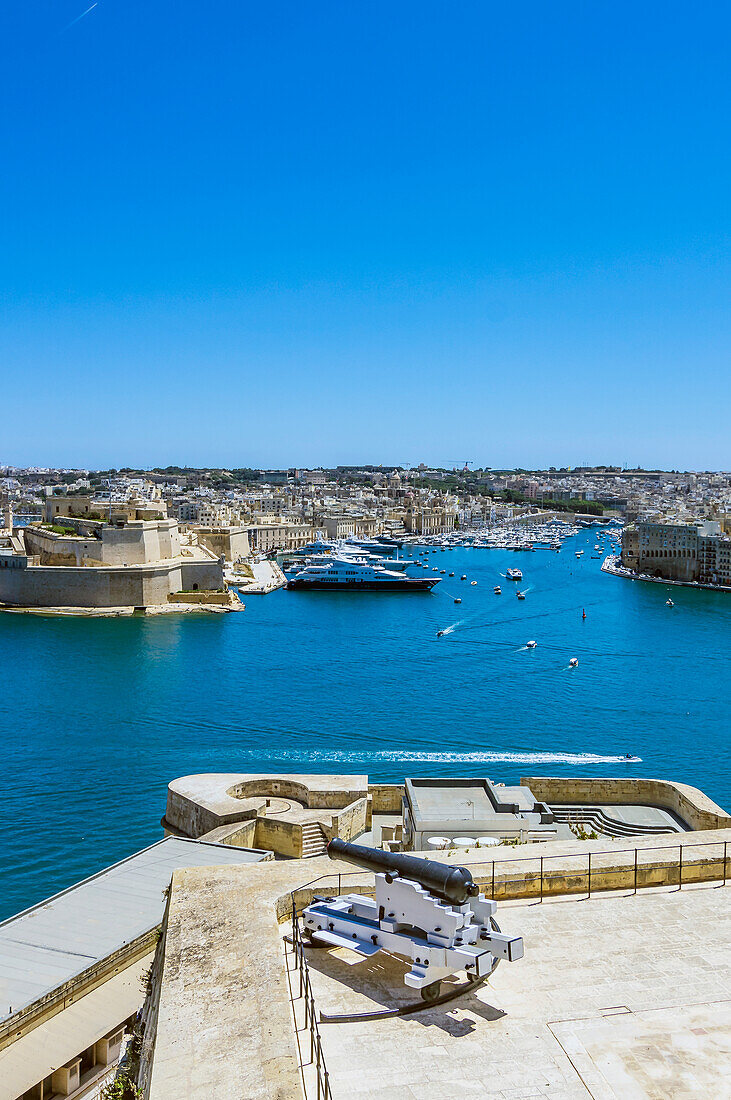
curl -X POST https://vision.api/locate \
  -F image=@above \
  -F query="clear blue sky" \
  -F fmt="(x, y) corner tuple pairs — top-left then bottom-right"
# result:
(2, 2), (730, 470)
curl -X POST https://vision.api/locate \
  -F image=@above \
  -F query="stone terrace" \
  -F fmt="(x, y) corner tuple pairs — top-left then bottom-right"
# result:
(139, 829), (731, 1099)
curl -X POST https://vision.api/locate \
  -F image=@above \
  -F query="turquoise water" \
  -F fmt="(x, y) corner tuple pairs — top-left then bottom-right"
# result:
(1, 527), (729, 919)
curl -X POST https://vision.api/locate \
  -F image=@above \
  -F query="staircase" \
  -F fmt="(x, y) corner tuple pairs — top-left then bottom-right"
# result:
(551, 805), (680, 839)
(301, 822), (329, 858)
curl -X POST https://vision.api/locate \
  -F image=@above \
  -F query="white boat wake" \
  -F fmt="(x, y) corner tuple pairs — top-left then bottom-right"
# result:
(236, 749), (642, 765)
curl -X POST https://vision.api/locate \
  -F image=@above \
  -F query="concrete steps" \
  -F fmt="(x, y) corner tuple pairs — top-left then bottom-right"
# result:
(551, 805), (679, 839)
(301, 822), (328, 858)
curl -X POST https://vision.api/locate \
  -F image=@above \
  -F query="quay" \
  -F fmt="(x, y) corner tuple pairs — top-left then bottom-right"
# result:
(602, 553), (731, 593)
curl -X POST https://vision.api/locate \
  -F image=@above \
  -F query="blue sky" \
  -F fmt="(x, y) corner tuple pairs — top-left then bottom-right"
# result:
(2, 2), (729, 470)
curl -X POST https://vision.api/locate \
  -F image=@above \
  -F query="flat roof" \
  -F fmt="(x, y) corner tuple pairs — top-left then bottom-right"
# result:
(0, 953), (154, 1098)
(0, 837), (270, 1022)
(406, 777), (536, 823)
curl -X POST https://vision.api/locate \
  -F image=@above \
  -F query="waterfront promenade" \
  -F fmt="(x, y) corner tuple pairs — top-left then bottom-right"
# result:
(602, 553), (731, 593)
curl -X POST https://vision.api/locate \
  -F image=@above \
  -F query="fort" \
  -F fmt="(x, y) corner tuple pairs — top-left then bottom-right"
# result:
(0, 495), (241, 613)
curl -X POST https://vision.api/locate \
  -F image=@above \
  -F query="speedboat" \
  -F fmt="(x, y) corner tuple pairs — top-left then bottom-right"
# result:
(449, 572), (455, 577)
(436, 630), (446, 637)
(569, 657), (579, 667)
(494, 585), (501, 594)
(471, 580), (477, 586)
(516, 590), (526, 600)
(454, 597), (462, 604)
(666, 598), (674, 607)
(526, 640), (537, 649)
(460, 574), (467, 580)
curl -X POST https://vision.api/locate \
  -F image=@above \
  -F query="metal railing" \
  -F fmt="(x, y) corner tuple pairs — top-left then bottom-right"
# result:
(290, 837), (730, 909)
(288, 899), (332, 1100)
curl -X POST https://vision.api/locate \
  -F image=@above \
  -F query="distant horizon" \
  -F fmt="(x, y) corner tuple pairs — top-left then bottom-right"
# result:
(2, 459), (727, 476)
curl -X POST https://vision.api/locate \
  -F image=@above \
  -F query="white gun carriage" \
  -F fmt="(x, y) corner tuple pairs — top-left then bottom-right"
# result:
(299, 838), (524, 1020)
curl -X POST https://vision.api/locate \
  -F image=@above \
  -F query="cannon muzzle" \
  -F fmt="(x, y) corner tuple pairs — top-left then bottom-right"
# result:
(327, 837), (479, 905)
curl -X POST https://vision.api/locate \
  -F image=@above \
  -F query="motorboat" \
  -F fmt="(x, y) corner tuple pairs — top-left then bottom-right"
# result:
(526, 640), (537, 649)
(516, 590), (526, 600)
(569, 657), (579, 667)
(449, 572), (455, 577)
(460, 574), (467, 580)
(666, 598), (674, 607)
(506, 568), (522, 581)
(470, 580), (477, 586)
(494, 585), (501, 594)
(454, 597), (462, 604)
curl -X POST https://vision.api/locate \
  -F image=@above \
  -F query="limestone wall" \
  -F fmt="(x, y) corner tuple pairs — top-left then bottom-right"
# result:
(368, 783), (404, 814)
(254, 817), (303, 858)
(0, 562), (184, 608)
(522, 776), (731, 831)
(179, 559), (223, 592)
(320, 797), (368, 844)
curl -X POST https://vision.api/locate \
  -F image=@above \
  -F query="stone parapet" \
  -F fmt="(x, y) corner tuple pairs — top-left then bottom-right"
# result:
(521, 775), (731, 831)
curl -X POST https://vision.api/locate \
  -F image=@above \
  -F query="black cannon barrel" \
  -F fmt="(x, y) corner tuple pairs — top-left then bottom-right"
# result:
(327, 837), (479, 905)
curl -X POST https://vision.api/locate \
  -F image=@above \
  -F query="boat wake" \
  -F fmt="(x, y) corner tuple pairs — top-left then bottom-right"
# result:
(236, 749), (642, 765)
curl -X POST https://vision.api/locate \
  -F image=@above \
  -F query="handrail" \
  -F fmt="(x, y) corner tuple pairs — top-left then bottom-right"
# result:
(290, 837), (729, 906)
(288, 899), (333, 1100)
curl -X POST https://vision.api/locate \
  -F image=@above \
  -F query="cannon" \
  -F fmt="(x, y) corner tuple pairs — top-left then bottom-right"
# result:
(301, 838), (523, 1007)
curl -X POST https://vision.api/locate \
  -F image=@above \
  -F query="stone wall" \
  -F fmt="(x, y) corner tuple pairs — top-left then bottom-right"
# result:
(322, 797), (368, 843)
(522, 776), (731, 831)
(368, 783), (404, 814)
(179, 559), (224, 593)
(0, 562), (182, 608)
(254, 816), (302, 858)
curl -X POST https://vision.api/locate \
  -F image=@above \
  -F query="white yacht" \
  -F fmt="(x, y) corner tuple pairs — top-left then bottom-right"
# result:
(506, 567), (523, 581)
(286, 556), (440, 591)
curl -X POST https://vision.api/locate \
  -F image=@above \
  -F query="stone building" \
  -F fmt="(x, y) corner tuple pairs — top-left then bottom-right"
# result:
(0, 515), (225, 609)
(621, 518), (731, 586)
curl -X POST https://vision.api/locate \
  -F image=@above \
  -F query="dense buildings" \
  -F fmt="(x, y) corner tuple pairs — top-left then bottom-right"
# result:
(620, 518), (731, 586)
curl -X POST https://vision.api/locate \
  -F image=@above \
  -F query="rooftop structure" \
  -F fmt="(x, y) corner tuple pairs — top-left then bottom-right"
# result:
(1, 837), (271, 1100)
(403, 776), (558, 848)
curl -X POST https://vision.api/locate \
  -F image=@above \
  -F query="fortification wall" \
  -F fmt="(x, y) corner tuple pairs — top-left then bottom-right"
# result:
(179, 559), (223, 592)
(522, 776), (731, 831)
(0, 562), (184, 608)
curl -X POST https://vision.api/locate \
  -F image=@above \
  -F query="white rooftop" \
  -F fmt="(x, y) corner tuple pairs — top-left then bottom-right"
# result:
(0, 836), (269, 1021)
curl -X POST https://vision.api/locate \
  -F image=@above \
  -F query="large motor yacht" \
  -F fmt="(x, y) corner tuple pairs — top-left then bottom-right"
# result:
(286, 556), (440, 591)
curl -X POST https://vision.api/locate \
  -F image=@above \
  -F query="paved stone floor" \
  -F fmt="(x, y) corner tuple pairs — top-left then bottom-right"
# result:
(300, 883), (731, 1099)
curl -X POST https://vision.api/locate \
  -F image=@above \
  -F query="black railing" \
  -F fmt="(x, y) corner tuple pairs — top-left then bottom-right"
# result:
(288, 899), (332, 1100)
(291, 838), (729, 908)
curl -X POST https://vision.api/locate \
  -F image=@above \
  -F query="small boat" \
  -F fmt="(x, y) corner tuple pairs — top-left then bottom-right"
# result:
(460, 574), (467, 580)
(470, 580), (477, 586)
(454, 597), (462, 604)
(526, 640), (537, 649)
(436, 630), (446, 637)
(506, 567), (522, 581)
(449, 572), (454, 577)
(516, 590), (526, 600)
(494, 585), (501, 594)
(666, 598), (674, 607)
(569, 657), (579, 667)
(440, 570), (446, 574)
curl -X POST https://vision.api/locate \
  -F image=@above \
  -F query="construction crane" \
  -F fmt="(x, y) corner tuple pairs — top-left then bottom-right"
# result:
(449, 460), (474, 473)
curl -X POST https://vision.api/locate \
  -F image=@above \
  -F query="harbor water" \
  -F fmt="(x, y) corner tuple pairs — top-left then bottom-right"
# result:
(1, 526), (729, 919)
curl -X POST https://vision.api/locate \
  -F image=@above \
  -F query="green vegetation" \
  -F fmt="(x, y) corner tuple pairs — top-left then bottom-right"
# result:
(42, 524), (77, 536)
(100, 1071), (141, 1100)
